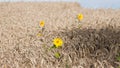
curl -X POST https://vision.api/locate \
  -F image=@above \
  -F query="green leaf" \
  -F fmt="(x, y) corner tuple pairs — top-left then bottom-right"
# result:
(48, 45), (56, 50)
(117, 56), (120, 61)
(54, 52), (60, 59)
(51, 45), (56, 48)
(66, 64), (69, 68)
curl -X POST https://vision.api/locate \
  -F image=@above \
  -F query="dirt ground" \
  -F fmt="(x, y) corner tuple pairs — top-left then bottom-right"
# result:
(0, 2), (120, 68)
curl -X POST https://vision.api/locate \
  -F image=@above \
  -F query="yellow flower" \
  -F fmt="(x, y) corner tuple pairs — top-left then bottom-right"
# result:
(77, 13), (83, 21)
(37, 33), (42, 37)
(40, 21), (45, 27)
(53, 38), (63, 48)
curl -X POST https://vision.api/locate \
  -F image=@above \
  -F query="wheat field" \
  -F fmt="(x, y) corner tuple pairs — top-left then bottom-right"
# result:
(0, 2), (120, 68)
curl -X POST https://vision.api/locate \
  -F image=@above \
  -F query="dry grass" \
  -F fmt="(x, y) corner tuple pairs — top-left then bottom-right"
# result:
(0, 2), (120, 68)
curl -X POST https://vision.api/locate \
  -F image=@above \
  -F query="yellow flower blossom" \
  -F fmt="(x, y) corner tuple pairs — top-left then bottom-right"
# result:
(77, 13), (83, 21)
(40, 21), (45, 27)
(53, 38), (63, 48)
(37, 33), (42, 37)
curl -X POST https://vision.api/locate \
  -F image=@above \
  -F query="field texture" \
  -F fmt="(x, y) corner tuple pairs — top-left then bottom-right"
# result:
(0, 2), (120, 68)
